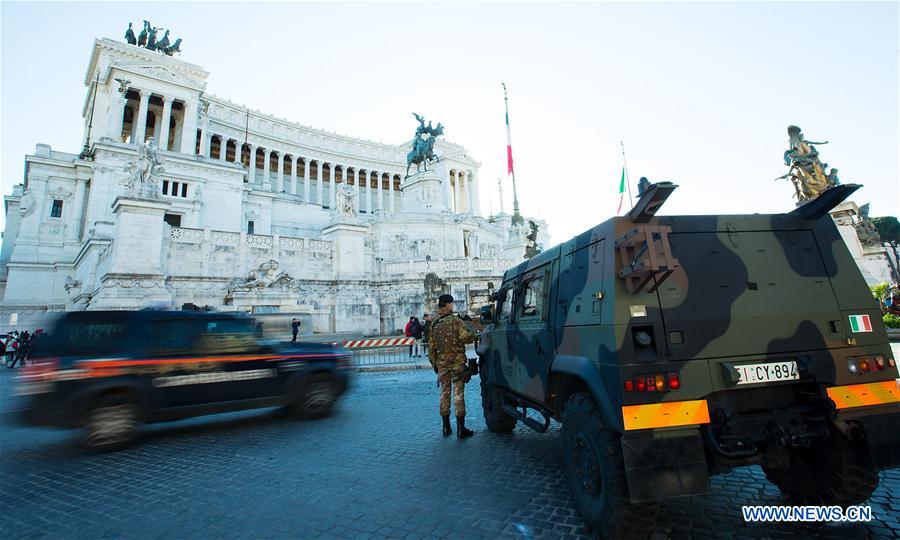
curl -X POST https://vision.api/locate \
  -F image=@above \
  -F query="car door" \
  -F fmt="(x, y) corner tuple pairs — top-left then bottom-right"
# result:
(491, 281), (518, 390)
(513, 265), (554, 402)
(192, 318), (280, 403)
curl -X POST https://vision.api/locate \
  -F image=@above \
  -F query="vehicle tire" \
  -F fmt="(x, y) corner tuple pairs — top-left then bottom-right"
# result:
(80, 394), (142, 453)
(762, 429), (878, 507)
(479, 371), (516, 433)
(290, 373), (337, 419)
(560, 393), (656, 539)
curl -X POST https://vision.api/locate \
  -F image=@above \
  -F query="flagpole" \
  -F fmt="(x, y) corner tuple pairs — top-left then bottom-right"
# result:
(620, 140), (635, 210)
(502, 82), (524, 226)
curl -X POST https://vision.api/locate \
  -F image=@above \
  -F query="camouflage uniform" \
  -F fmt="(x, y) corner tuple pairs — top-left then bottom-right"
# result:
(428, 307), (476, 417)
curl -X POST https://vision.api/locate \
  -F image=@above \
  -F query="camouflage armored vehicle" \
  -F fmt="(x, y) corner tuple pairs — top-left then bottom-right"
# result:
(477, 182), (899, 538)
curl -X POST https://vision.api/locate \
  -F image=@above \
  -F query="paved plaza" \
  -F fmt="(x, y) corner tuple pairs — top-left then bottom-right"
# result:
(1, 367), (898, 540)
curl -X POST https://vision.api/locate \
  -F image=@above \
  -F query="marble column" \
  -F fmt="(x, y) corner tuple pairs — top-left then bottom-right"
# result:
(179, 99), (198, 154)
(366, 172), (373, 214)
(262, 149), (271, 189)
(471, 171), (481, 217)
(377, 172), (384, 213)
(133, 90), (150, 144)
(247, 145), (257, 183)
(316, 162), (324, 207)
(199, 121), (210, 157)
(106, 90), (128, 142)
(304, 159), (311, 202)
(276, 152), (284, 192)
(218, 137), (227, 162)
(444, 167), (454, 212)
(355, 168), (362, 210)
(389, 174), (396, 214)
(159, 98), (173, 149)
(329, 164), (337, 209)
(152, 106), (163, 145)
(290, 155), (298, 195)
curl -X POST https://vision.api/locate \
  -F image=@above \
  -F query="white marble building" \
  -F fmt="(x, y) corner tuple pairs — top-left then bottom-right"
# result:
(0, 37), (548, 334)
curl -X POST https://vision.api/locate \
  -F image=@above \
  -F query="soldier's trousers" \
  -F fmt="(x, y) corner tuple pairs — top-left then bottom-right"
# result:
(438, 367), (466, 417)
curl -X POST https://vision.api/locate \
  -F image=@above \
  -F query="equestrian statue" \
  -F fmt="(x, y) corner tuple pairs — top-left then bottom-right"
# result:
(406, 113), (445, 178)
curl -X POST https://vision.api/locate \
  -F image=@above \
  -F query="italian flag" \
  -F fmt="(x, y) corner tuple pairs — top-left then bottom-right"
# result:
(505, 109), (514, 175)
(848, 314), (872, 333)
(616, 167), (626, 214)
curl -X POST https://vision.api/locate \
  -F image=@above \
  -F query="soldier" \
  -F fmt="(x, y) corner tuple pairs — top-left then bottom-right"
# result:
(428, 294), (476, 438)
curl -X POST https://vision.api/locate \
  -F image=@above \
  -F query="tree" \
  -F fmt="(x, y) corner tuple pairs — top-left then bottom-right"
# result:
(872, 216), (900, 243)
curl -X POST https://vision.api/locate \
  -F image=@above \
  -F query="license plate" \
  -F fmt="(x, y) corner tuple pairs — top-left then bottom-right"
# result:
(736, 361), (799, 385)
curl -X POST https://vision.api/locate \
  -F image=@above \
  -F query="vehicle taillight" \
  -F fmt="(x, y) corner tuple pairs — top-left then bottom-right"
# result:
(889, 357), (896, 368)
(874, 355), (885, 371)
(667, 373), (680, 390)
(847, 358), (859, 374)
(858, 357), (871, 372)
(634, 376), (646, 392)
(627, 372), (681, 393)
(654, 375), (665, 392)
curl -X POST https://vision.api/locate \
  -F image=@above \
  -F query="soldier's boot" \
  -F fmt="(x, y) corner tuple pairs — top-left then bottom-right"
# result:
(456, 416), (474, 439)
(442, 414), (452, 437)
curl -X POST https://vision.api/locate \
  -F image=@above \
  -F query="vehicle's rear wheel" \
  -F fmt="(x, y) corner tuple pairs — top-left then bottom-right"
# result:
(290, 374), (337, 419)
(80, 395), (142, 453)
(480, 366), (516, 433)
(762, 428), (878, 507)
(561, 393), (656, 539)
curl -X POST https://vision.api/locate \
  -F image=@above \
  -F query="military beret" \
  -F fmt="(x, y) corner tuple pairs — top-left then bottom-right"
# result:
(438, 294), (454, 307)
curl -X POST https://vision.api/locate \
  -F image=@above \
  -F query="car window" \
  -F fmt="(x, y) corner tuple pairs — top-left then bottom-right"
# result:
(144, 320), (203, 356)
(47, 321), (130, 356)
(520, 277), (545, 319)
(195, 319), (259, 354)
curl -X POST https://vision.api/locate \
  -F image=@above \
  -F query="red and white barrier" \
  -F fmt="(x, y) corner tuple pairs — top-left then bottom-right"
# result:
(342, 336), (415, 349)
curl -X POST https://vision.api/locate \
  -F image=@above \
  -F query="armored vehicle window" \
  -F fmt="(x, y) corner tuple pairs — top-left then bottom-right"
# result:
(497, 288), (513, 322)
(520, 277), (545, 319)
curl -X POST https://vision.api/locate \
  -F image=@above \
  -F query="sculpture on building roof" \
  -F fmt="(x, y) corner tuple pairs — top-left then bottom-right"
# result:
(125, 23), (136, 45)
(125, 21), (182, 55)
(855, 203), (883, 247)
(123, 137), (165, 197)
(524, 220), (542, 259)
(406, 113), (444, 178)
(138, 21), (149, 47)
(776, 125), (840, 202)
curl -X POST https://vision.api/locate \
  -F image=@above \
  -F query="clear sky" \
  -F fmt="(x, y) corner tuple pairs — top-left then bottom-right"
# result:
(2, 1), (897, 244)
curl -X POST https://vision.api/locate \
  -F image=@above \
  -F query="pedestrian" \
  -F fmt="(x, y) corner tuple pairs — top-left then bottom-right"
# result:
(427, 294), (476, 439)
(290, 318), (300, 343)
(405, 316), (423, 357)
(11, 330), (30, 368)
(422, 313), (434, 355)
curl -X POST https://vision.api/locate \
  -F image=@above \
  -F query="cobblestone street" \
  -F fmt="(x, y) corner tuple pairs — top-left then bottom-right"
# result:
(1, 367), (898, 540)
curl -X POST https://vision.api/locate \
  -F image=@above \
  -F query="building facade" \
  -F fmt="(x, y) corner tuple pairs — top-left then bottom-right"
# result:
(0, 38), (547, 334)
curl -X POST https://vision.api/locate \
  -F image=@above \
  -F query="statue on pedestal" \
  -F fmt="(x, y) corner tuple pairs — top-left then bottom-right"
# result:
(855, 204), (883, 247)
(777, 125), (840, 202)
(524, 220), (542, 259)
(336, 182), (357, 218)
(406, 113), (444, 177)
(123, 137), (165, 197)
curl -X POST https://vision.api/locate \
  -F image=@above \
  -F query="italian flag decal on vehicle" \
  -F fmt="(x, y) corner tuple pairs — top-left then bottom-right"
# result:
(848, 314), (872, 333)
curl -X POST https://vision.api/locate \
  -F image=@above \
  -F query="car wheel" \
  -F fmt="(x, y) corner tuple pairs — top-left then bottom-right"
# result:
(762, 427), (878, 507)
(560, 393), (656, 539)
(292, 374), (337, 419)
(80, 395), (142, 453)
(479, 368), (516, 433)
